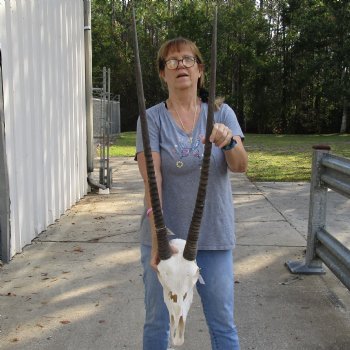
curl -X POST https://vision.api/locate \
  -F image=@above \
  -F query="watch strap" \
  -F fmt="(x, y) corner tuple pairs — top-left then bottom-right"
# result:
(222, 137), (237, 151)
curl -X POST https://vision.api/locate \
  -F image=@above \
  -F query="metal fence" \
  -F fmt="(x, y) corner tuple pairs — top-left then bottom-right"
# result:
(92, 67), (120, 188)
(286, 145), (350, 290)
(93, 98), (120, 137)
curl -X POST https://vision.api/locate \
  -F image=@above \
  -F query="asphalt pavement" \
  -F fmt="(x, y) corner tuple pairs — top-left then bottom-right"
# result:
(0, 157), (349, 350)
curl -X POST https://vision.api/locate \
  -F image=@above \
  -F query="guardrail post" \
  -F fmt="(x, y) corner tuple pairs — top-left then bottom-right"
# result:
(286, 145), (331, 274)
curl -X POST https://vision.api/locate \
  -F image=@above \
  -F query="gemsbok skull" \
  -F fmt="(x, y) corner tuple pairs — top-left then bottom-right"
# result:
(157, 238), (200, 346)
(132, 7), (218, 347)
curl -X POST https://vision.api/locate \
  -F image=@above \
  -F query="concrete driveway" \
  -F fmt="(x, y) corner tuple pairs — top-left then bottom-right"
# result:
(0, 157), (349, 349)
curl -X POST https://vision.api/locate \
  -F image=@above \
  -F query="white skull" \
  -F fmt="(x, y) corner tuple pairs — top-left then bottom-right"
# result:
(157, 238), (200, 346)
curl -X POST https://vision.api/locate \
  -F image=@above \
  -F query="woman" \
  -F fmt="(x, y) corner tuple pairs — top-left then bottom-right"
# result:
(136, 37), (248, 350)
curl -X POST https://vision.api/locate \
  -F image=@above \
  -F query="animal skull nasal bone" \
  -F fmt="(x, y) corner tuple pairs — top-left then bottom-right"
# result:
(179, 316), (184, 337)
(169, 291), (178, 303)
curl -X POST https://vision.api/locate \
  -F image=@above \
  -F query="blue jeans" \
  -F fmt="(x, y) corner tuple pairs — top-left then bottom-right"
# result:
(141, 244), (240, 350)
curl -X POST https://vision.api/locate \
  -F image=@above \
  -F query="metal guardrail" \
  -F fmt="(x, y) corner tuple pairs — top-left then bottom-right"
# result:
(286, 145), (350, 290)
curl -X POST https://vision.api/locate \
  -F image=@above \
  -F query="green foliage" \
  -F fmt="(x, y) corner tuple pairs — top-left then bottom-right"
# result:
(110, 132), (350, 182)
(91, 0), (350, 134)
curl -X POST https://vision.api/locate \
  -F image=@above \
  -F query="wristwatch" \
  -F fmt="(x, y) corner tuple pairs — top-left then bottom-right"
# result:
(222, 137), (237, 151)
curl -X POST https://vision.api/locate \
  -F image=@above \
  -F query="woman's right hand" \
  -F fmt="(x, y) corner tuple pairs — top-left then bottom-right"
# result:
(150, 243), (179, 272)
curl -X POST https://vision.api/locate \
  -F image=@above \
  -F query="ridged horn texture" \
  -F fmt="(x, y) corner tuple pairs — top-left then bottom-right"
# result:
(183, 7), (218, 261)
(132, 8), (172, 260)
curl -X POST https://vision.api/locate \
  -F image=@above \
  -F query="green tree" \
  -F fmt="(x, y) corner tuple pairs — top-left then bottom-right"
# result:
(90, 0), (349, 133)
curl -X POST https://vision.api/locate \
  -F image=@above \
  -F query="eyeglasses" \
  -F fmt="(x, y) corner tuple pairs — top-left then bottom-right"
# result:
(164, 56), (197, 70)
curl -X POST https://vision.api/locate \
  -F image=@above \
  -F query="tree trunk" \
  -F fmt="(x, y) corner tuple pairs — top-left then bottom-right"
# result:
(236, 58), (244, 128)
(340, 98), (348, 133)
(340, 67), (348, 133)
(280, 10), (288, 132)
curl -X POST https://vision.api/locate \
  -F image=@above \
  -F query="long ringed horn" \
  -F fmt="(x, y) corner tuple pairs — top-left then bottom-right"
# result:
(132, 8), (172, 260)
(183, 7), (218, 261)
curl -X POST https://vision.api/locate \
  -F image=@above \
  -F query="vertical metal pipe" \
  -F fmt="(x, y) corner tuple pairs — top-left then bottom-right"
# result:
(100, 67), (107, 185)
(106, 68), (111, 187)
(99, 85), (104, 184)
(117, 95), (121, 134)
(84, 0), (94, 173)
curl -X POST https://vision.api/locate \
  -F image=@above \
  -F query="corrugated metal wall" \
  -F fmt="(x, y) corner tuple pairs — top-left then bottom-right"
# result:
(0, 0), (87, 258)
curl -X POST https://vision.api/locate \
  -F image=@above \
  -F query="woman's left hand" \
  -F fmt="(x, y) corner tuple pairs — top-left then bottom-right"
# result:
(208, 123), (233, 149)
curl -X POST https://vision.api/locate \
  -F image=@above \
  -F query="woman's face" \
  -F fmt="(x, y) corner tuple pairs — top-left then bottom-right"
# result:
(160, 45), (202, 93)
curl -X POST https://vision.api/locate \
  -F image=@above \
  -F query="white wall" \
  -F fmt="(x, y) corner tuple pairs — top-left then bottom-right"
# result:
(0, 0), (87, 258)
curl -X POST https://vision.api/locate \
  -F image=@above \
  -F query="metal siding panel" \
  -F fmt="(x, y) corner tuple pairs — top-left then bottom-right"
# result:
(0, 1), (3, 19)
(73, 0), (80, 201)
(65, 1), (74, 208)
(26, 0), (38, 234)
(78, 0), (88, 198)
(40, 1), (50, 228)
(52, 1), (62, 219)
(5, 0), (23, 256)
(16, 0), (31, 247)
(74, 0), (82, 201)
(20, 0), (36, 246)
(57, 2), (65, 215)
(69, 0), (77, 203)
(39, 1), (50, 229)
(78, 0), (87, 196)
(0, 1), (11, 263)
(45, 1), (55, 225)
(1, 2), (16, 257)
(31, 0), (46, 234)
(67, 1), (75, 206)
(2, 0), (87, 258)
(62, 1), (70, 210)
(74, 0), (85, 201)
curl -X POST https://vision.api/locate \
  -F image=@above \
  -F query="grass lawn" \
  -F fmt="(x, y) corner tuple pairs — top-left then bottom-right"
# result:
(109, 132), (350, 182)
(245, 134), (350, 181)
(109, 132), (137, 157)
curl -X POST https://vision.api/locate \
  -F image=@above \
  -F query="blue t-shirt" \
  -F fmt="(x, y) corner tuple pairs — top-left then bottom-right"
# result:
(136, 102), (244, 250)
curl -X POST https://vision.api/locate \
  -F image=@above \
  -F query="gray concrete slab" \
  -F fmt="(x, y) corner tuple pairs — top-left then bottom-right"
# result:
(236, 221), (306, 246)
(231, 173), (261, 195)
(0, 242), (143, 350)
(37, 213), (140, 243)
(235, 245), (350, 350)
(234, 194), (284, 222)
(255, 182), (350, 247)
(1, 156), (350, 350)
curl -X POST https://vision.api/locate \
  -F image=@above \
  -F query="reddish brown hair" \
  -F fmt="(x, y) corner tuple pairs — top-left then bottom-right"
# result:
(157, 37), (205, 90)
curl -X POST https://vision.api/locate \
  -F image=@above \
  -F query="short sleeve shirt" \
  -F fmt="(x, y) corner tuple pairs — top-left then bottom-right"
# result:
(136, 102), (244, 250)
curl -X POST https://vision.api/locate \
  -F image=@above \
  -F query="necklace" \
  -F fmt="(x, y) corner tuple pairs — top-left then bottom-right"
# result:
(172, 100), (198, 144)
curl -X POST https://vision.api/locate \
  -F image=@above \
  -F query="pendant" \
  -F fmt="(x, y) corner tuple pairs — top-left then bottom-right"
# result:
(176, 161), (184, 168)
(189, 136), (192, 143)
